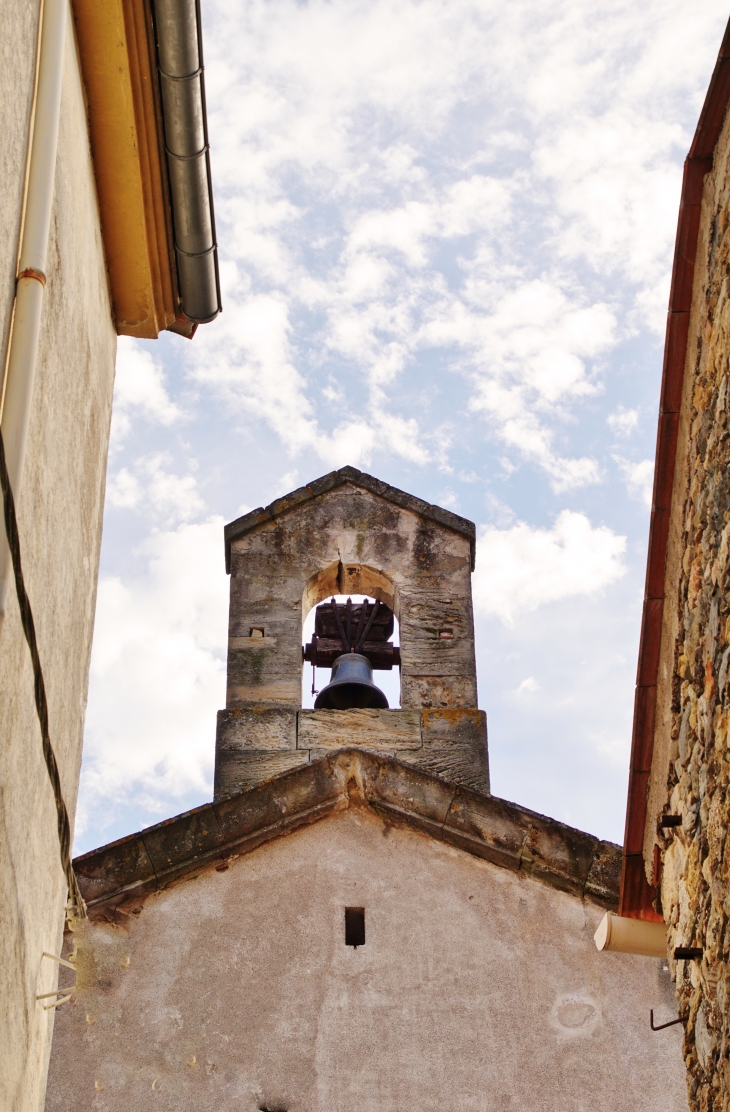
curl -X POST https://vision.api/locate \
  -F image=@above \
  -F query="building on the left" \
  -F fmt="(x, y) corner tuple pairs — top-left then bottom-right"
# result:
(0, 0), (220, 1108)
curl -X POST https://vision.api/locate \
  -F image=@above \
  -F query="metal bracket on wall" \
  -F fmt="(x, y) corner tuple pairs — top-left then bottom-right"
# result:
(650, 1009), (683, 1031)
(38, 950), (77, 1009)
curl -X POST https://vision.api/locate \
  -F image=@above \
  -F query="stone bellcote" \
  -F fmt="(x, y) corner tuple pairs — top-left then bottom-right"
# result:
(214, 467), (489, 799)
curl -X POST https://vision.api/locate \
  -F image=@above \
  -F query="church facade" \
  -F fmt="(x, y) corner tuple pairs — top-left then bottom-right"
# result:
(46, 470), (687, 1111)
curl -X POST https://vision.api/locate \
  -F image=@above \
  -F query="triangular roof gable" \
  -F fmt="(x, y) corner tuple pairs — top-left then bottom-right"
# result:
(74, 750), (619, 920)
(223, 467), (477, 573)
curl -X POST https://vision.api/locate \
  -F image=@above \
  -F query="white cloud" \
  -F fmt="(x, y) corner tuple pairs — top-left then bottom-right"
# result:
(608, 407), (640, 437)
(186, 0), (726, 481)
(473, 510), (627, 624)
(614, 456), (655, 507)
(77, 519), (229, 840)
(190, 293), (430, 468)
(111, 338), (182, 448)
(511, 676), (540, 699)
(346, 177), (511, 265)
(106, 454), (204, 525)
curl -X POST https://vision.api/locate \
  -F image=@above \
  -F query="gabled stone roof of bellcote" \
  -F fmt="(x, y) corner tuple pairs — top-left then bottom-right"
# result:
(223, 467), (477, 573)
(74, 750), (620, 919)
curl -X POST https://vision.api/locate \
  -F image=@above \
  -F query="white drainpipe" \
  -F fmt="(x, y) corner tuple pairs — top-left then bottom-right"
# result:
(0, 0), (67, 616)
(594, 912), (667, 958)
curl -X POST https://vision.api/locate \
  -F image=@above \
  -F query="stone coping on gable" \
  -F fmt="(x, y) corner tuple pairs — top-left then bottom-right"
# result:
(223, 467), (477, 573)
(74, 750), (620, 917)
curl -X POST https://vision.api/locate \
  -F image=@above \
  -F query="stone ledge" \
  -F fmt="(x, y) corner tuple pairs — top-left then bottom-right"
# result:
(298, 708), (422, 749)
(75, 749), (620, 917)
(214, 705), (489, 799)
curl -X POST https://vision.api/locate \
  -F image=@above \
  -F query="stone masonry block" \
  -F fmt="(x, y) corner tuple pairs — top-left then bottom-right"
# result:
(421, 707), (488, 747)
(227, 678), (302, 707)
(444, 791), (526, 871)
(298, 709), (422, 750)
(216, 708), (297, 751)
(214, 749), (307, 801)
(404, 744), (490, 795)
(401, 676), (478, 709)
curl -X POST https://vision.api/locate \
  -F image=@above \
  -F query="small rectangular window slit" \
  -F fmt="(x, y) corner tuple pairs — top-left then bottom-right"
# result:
(345, 907), (365, 948)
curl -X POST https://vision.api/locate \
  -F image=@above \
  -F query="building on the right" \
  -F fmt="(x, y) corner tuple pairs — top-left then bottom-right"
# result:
(617, 13), (730, 1108)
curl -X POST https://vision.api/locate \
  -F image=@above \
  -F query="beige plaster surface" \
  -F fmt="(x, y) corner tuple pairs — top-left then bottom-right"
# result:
(0, 4), (117, 1110)
(47, 809), (687, 1112)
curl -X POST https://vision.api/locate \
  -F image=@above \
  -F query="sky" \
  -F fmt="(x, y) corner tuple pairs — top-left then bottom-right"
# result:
(74, 0), (730, 854)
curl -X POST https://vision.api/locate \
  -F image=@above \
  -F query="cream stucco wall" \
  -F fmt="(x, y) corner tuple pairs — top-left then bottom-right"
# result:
(0, 4), (117, 1111)
(47, 809), (687, 1112)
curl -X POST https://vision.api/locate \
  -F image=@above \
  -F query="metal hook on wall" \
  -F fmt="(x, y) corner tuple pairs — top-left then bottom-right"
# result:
(650, 1009), (683, 1031)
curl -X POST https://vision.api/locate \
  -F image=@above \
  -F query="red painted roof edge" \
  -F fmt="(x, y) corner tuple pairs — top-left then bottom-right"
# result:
(619, 17), (730, 920)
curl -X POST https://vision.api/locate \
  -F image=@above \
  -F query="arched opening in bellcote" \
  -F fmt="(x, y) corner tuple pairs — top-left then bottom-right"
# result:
(301, 561), (401, 709)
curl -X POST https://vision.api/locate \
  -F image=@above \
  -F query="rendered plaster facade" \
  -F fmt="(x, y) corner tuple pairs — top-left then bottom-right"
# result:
(647, 97), (730, 1110)
(216, 471), (490, 797)
(46, 806), (687, 1112)
(0, 5), (117, 1111)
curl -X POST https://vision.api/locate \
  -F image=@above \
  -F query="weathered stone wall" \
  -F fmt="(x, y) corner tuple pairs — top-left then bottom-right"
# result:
(656, 105), (730, 1111)
(227, 482), (478, 712)
(215, 706), (490, 797)
(217, 478), (490, 794)
(0, 6), (117, 1111)
(46, 807), (687, 1112)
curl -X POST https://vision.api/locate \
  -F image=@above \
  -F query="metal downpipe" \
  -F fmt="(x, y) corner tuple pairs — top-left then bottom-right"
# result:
(0, 0), (67, 617)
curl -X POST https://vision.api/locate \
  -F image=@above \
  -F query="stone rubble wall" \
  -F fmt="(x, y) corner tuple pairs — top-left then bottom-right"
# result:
(660, 105), (730, 1112)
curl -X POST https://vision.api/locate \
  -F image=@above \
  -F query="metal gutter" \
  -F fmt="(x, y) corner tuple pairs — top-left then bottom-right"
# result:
(619, 16), (730, 919)
(152, 0), (221, 325)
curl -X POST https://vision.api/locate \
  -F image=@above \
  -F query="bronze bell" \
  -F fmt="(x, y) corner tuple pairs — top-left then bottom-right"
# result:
(314, 652), (389, 710)
(308, 596), (394, 710)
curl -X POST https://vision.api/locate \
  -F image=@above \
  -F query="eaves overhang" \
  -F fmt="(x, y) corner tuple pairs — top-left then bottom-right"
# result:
(71, 0), (221, 338)
(223, 467), (478, 574)
(619, 16), (730, 920)
(72, 749), (621, 918)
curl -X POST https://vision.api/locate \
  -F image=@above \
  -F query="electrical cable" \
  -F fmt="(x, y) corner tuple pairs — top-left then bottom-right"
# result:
(0, 425), (85, 919)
